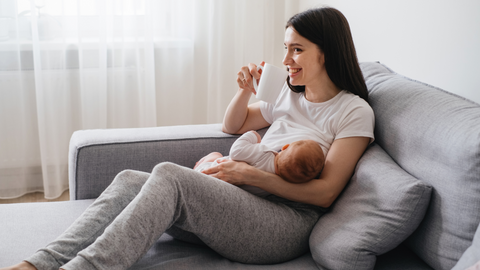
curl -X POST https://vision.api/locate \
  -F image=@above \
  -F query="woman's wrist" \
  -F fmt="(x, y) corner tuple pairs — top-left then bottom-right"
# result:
(245, 166), (276, 187)
(234, 88), (254, 104)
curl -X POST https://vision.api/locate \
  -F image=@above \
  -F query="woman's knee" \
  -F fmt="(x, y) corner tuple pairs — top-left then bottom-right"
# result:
(153, 161), (178, 172)
(113, 169), (149, 190)
(152, 162), (182, 179)
(116, 169), (138, 178)
(151, 162), (203, 192)
(150, 162), (184, 185)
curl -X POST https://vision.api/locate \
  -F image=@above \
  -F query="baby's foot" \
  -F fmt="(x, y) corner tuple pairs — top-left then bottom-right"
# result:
(0, 261), (37, 270)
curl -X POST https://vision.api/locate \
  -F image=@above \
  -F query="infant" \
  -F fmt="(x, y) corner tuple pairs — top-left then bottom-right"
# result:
(194, 130), (325, 197)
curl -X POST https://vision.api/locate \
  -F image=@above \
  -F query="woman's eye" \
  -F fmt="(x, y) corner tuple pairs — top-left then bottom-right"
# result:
(284, 46), (302, 52)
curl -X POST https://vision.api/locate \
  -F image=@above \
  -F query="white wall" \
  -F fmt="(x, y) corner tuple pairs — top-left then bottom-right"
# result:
(299, 0), (480, 104)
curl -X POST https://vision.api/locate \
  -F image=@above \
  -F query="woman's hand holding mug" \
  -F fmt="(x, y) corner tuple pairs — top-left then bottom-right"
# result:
(236, 61), (289, 104)
(237, 61), (265, 95)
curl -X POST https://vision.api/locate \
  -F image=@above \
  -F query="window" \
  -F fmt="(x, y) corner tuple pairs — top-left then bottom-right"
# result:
(0, 0), (194, 71)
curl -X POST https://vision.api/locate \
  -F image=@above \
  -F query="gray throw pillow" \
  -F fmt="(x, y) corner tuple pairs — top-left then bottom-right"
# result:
(309, 144), (432, 270)
(361, 62), (480, 269)
(452, 223), (480, 270)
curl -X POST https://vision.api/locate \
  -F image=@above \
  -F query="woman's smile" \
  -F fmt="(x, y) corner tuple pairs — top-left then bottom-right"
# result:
(289, 68), (302, 75)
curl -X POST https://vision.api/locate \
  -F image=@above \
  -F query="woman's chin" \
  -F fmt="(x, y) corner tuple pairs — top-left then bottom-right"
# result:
(289, 81), (303, 86)
(288, 77), (303, 86)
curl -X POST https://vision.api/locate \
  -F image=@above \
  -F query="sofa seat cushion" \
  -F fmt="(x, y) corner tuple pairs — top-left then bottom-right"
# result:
(309, 144), (432, 270)
(0, 200), (318, 269)
(0, 200), (95, 266)
(1, 192), (433, 269)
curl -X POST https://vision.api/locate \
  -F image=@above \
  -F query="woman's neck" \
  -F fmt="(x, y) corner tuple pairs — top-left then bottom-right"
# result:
(304, 77), (341, 103)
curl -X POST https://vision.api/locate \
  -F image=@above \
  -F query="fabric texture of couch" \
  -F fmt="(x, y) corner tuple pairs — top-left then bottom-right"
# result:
(1, 62), (479, 270)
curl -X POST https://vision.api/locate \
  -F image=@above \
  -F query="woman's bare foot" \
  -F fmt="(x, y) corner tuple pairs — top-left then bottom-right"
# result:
(0, 261), (37, 270)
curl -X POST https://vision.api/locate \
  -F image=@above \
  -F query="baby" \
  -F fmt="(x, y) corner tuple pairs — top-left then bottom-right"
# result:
(194, 130), (325, 197)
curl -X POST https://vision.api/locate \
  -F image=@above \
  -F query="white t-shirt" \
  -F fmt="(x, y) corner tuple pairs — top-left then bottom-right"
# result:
(260, 83), (375, 156)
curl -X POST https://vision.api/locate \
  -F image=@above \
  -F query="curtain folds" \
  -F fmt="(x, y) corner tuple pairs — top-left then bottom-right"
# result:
(0, 0), (299, 199)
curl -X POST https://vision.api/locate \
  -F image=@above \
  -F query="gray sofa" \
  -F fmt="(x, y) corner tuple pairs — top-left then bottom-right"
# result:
(1, 62), (480, 270)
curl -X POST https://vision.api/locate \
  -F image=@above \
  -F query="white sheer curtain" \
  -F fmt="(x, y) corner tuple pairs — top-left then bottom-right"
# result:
(0, 0), (299, 199)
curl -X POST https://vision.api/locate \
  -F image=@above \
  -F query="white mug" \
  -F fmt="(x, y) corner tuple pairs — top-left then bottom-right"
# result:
(253, 63), (289, 104)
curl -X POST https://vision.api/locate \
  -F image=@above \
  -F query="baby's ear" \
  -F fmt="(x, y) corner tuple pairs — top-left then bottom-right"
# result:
(281, 144), (290, 151)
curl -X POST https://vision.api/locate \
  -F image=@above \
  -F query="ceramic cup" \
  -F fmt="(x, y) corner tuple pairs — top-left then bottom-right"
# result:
(253, 63), (289, 104)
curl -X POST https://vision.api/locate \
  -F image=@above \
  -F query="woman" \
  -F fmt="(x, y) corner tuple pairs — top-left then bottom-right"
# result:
(3, 7), (374, 270)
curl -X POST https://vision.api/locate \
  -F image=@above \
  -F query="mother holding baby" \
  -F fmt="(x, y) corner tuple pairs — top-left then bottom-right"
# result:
(3, 6), (374, 270)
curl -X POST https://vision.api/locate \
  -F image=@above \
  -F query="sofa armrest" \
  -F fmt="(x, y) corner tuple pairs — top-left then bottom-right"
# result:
(68, 124), (240, 200)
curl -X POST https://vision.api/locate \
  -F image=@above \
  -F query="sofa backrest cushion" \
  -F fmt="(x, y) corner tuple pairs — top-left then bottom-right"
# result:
(309, 144), (432, 270)
(360, 62), (480, 270)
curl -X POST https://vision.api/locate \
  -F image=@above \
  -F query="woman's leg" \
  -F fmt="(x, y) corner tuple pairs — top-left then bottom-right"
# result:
(24, 170), (150, 270)
(60, 162), (322, 269)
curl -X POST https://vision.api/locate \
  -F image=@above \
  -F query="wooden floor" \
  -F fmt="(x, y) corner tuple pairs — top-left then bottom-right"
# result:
(0, 190), (70, 204)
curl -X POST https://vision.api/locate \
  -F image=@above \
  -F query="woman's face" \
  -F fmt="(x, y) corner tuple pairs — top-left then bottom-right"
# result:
(282, 27), (325, 87)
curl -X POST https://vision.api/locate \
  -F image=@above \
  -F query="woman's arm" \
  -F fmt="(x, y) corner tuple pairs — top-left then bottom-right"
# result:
(222, 99), (269, 135)
(204, 137), (370, 208)
(222, 63), (270, 134)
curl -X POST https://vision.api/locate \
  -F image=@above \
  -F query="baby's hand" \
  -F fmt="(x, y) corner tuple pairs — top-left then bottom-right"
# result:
(249, 130), (261, 143)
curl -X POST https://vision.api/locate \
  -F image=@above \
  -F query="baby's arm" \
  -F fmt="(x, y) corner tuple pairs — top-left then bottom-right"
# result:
(229, 131), (269, 163)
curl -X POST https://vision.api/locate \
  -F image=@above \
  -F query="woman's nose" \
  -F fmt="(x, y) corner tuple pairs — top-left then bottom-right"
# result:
(282, 52), (292, 66)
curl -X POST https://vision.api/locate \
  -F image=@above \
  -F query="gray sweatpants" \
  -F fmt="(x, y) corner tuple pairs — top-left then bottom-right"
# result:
(26, 162), (324, 270)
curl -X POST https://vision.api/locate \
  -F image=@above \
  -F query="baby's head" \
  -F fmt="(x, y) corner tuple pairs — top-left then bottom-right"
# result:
(274, 140), (325, 183)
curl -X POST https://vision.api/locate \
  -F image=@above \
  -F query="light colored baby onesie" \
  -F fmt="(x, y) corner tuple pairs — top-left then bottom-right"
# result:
(195, 131), (277, 197)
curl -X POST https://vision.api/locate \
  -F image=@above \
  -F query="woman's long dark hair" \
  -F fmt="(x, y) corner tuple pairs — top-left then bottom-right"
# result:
(286, 7), (368, 102)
